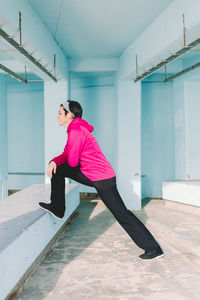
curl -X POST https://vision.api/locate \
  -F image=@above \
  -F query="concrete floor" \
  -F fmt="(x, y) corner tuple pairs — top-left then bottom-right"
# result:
(17, 197), (200, 300)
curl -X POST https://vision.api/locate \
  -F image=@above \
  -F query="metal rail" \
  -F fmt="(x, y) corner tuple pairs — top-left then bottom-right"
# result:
(0, 12), (57, 82)
(134, 37), (200, 82)
(0, 63), (26, 82)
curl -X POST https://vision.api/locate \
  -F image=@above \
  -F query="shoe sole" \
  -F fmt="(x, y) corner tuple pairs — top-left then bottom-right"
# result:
(38, 203), (64, 220)
(138, 253), (165, 261)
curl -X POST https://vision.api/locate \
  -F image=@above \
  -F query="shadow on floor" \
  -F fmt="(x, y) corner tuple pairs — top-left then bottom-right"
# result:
(17, 197), (116, 299)
(17, 196), (158, 299)
(142, 197), (152, 208)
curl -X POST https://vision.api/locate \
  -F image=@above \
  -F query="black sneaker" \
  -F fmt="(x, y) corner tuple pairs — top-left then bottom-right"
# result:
(138, 248), (164, 261)
(39, 202), (64, 220)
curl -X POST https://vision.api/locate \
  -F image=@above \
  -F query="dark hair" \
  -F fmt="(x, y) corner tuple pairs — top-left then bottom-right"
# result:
(61, 100), (83, 118)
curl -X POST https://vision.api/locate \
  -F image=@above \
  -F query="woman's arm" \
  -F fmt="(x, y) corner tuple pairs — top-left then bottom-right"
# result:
(49, 143), (68, 166)
(49, 128), (85, 168)
(67, 128), (85, 167)
(46, 161), (57, 178)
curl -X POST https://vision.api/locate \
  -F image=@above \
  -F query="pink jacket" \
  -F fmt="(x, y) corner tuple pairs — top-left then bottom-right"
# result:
(50, 118), (116, 181)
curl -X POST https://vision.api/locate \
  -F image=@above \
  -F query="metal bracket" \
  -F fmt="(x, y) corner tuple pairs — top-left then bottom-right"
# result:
(183, 13), (186, 46)
(0, 63), (27, 83)
(0, 12), (57, 82)
(164, 65), (168, 82)
(165, 60), (200, 82)
(24, 66), (27, 83)
(53, 54), (56, 77)
(134, 13), (200, 82)
(135, 54), (138, 77)
(0, 18), (7, 28)
(19, 11), (22, 46)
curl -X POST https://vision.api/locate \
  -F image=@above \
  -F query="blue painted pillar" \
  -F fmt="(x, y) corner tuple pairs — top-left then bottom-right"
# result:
(174, 79), (187, 179)
(117, 79), (141, 210)
(0, 75), (8, 199)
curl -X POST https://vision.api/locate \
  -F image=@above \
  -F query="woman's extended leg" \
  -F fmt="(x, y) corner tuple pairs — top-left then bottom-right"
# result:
(93, 177), (161, 252)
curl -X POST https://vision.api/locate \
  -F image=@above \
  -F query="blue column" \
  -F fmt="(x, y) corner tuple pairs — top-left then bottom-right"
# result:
(0, 75), (8, 199)
(117, 79), (141, 210)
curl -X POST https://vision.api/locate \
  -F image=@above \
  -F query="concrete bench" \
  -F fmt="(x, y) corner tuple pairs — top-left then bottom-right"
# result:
(162, 180), (200, 207)
(0, 183), (80, 300)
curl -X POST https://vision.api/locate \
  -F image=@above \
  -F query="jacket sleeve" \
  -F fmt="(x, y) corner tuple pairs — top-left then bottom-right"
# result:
(66, 128), (85, 167)
(49, 143), (68, 166)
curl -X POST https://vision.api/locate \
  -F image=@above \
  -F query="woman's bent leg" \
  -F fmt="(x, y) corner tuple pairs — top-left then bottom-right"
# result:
(50, 165), (67, 215)
(94, 177), (160, 251)
(50, 163), (94, 216)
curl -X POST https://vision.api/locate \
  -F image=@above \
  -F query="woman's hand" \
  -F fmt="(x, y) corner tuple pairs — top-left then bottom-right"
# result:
(46, 161), (57, 178)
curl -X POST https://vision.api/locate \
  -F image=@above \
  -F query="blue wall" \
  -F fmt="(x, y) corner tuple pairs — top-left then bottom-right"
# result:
(0, 75), (8, 199)
(7, 79), (45, 190)
(141, 79), (175, 198)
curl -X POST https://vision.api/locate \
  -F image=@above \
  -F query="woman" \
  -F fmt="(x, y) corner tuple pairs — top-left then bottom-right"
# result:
(39, 100), (164, 261)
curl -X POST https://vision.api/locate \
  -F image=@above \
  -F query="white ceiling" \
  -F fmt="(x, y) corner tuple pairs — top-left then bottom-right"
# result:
(28, 0), (174, 59)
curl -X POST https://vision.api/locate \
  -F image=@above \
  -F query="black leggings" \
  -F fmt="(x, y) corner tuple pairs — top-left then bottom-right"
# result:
(50, 163), (160, 251)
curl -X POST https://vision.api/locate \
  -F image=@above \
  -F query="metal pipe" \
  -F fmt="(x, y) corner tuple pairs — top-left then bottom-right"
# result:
(168, 50), (179, 56)
(159, 56), (170, 62)
(0, 19), (7, 28)
(8, 30), (19, 39)
(49, 66), (55, 73)
(42, 62), (49, 68)
(27, 79), (46, 82)
(24, 49), (38, 56)
(36, 56), (43, 63)
(0, 26), (57, 82)
(25, 66), (27, 82)
(193, 33), (200, 39)
(0, 63), (27, 83)
(19, 11), (22, 46)
(183, 14), (186, 46)
(0, 49), (18, 52)
(178, 40), (192, 48)
(165, 60), (200, 82)
(150, 63), (156, 68)
(164, 65), (168, 82)
(136, 54), (138, 76)
(134, 35), (200, 82)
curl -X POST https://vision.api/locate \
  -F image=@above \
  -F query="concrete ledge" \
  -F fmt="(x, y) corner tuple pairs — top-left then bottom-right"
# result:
(0, 183), (80, 300)
(162, 180), (200, 207)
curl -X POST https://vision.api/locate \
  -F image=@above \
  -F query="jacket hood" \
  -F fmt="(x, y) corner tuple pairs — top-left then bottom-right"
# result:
(67, 117), (94, 133)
